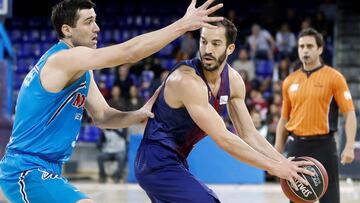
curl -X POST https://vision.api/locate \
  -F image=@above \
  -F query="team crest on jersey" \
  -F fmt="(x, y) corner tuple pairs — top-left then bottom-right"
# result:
(72, 93), (86, 108)
(219, 95), (228, 105)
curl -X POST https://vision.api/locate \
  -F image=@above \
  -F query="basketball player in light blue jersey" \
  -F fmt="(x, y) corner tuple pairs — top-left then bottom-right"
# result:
(0, 0), (224, 202)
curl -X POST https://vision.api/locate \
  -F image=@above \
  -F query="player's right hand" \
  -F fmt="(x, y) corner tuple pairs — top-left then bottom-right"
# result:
(180, 0), (224, 31)
(268, 157), (315, 191)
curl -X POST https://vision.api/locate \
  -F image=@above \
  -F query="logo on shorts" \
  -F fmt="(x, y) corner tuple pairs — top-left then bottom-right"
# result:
(39, 170), (60, 180)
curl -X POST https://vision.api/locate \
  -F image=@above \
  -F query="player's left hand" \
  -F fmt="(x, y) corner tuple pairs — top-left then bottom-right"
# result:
(341, 145), (355, 165)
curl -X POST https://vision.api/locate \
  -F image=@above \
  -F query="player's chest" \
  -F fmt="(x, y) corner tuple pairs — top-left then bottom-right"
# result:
(287, 76), (332, 102)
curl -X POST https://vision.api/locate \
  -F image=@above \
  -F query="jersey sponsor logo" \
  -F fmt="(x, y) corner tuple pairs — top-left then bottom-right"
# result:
(219, 95), (228, 105)
(344, 90), (352, 100)
(46, 82), (87, 125)
(290, 83), (299, 92)
(75, 113), (83, 120)
(72, 93), (86, 108)
(23, 66), (39, 87)
(314, 83), (323, 88)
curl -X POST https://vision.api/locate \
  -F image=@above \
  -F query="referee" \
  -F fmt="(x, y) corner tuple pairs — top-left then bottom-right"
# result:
(275, 28), (357, 203)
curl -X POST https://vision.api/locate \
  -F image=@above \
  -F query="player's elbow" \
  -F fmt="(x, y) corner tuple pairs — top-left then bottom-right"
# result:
(216, 140), (231, 151)
(92, 117), (107, 129)
(213, 135), (232, 151)
(89, 111), (107, 129)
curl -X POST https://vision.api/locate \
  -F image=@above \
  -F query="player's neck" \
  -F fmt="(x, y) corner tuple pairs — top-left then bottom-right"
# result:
(60, 39), (74, 48)
(203, 63), (225, 84)
(302, 60), (322, 71)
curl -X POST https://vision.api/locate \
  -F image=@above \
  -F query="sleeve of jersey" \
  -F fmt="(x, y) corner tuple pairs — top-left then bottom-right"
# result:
(281, 79), (291, 119)
(333, 74), (355, 113)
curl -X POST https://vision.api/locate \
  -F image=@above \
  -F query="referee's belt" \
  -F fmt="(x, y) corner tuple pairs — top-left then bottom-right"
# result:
(290, 132), (334, 140)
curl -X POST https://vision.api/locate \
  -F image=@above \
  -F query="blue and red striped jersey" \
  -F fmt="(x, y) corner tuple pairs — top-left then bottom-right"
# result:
(143, 58), (230, 158)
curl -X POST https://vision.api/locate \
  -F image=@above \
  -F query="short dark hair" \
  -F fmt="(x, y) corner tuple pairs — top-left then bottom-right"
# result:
(204, 18), (238, 45)
(51, 0), (96, 38)
(298, 28), (324, 48)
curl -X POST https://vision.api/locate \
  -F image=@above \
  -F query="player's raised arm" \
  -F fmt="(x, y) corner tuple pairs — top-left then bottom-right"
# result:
(49, 0), (223, 72)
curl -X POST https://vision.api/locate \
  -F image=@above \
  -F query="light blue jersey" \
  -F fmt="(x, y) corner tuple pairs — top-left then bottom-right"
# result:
(0, 40), (90, 178)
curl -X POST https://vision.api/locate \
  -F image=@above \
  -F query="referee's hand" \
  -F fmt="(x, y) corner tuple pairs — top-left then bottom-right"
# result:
(341, 146), (355, 165)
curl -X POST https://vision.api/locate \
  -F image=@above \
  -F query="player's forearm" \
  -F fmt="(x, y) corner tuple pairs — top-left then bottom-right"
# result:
(217, 131), (278, 172)
(71, 20), (189, 70)
(120, 20), (188, 64)
(243, 132), (285, 162)
(275, 118), (288, 153)
(344, 111), (357, 149)
(94, 108), (144, 129)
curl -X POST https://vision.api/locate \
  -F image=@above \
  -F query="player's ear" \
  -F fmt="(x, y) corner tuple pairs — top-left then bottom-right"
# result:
(226, 43), (235, 55)
(61, 24), (72, 38)
(318, 46), (323, 55)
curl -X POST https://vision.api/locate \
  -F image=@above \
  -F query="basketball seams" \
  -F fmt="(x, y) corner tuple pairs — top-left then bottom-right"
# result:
(305, 158), (327, 197)
(300, 172), (319, 202)
(281, 157), (328, 203)
(302, 156), (328, 198)
(286, 157), (317, 202)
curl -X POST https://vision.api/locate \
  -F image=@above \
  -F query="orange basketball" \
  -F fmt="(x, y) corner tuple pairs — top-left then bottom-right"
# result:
(280, 156), (328, 203)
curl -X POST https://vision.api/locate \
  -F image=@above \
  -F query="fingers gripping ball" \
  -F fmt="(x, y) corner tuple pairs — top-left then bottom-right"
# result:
(280, 156), (329, 203)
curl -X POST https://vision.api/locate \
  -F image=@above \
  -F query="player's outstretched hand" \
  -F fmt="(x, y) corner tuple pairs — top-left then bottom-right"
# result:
(268, 157), (315, 191)
(180, 0), (224, 31)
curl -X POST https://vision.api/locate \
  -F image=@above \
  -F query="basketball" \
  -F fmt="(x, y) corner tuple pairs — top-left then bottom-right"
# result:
(280, 156), (329, 203)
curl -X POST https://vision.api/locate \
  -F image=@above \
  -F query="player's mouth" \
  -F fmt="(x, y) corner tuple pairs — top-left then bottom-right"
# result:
(203, 56), (215, 63)
(92, 36), (98, 43)
(303, 55), (310, 60)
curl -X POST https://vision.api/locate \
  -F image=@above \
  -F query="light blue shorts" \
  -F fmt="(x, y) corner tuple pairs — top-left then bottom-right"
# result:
(0, 169), (88, 203)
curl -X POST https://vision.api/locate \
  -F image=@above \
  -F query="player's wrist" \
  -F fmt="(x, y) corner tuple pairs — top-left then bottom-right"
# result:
(265, 159), (278, 175)
(344, 142), (355, 150)
(173, 18), (188, 33)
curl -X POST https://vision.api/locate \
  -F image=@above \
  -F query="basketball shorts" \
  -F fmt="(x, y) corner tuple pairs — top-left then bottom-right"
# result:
(135, 139), (220, 203)
(0, 169), (88, 203)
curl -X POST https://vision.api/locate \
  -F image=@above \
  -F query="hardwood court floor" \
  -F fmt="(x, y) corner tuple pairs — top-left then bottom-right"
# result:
(0, 180), (359, 203)
(74, 181), (359, 203)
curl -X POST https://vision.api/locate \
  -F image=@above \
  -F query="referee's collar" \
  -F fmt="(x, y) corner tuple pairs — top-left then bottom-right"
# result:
(301, 64), (324, 77)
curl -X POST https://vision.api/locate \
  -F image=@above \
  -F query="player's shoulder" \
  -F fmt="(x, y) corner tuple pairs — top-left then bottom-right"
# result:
(227, 65), (246, 98)
(322, 65), (345, 78)
(167, 65), (203, 88)
(228, 65), (245, 85)
(283, 68), (302, 83)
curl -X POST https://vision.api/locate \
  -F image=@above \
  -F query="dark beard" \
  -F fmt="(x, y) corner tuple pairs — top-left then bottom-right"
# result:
(200, 51), (227, 72)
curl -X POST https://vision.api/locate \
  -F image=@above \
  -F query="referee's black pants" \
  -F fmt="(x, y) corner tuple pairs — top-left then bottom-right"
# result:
(287, 134), (339, 203)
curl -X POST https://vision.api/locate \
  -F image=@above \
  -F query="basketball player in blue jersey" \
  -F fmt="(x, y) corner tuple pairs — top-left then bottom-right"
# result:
(135, 18), (316, 203)
(0, 0), (224, 202)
